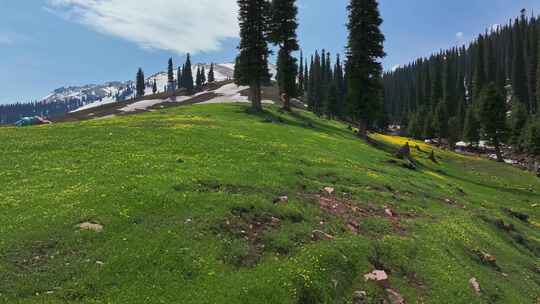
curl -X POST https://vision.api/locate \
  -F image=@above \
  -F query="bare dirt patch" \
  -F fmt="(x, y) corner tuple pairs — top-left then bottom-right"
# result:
(301, 191), (411, 235)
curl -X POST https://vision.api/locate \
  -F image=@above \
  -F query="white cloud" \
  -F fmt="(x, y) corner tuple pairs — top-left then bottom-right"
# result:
(46, 0), (239, 54)
(456, 32), (464, 41)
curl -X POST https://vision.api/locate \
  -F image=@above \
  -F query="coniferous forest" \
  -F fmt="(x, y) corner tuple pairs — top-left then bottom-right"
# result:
(382, 10), (540, 156)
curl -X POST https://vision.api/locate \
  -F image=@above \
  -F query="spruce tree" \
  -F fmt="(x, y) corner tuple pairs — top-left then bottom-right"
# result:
(334, 54), (345, 118)
(195, 66), (202, 90)
(152, 79), (157, 94)
(136, 68), (145, 97)
(508, 98), (528, 146)
(298, 51), (304, 94)
(176, 66), (186, 89)
(433, 100), (449, 141)
(463, 106), (480, 146)
(236, 0), (271, 111)
(478, 83), (507, 161)
(201, 66), (207, 85)
(269, 0), (299, 111)
(345, 0), (386, 137)
(512, 18), (529, 111)
(208, 63), (215, 83)
(168, 58), (175, 91)
(183, 54), (194, 94)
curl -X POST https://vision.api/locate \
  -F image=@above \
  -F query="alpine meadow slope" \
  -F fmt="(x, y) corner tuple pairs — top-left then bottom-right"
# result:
(0, 103), (539, 303)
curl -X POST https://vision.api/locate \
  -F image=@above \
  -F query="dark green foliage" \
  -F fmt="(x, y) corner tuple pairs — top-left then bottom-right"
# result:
(298, 51), (304, 94)
(176, 66), (183, 89)
(195, 66), (204, 90)
(508, 99), (528, 145)
(236, 0), (271, 111)
(269, 0), (299, 111)
(384, 12), (540, 154)
(521, 115), (540, 154)
(208, 63), (215, 83)
(168, 58), (175, 90)
(512, 15), (529, 111)
(447, 116), (461, 147)
(152, 79), (157, 94)
(433, 100), (449, 139)
(478, 83), (507, 161)
(201, 66), (206, 85)
(345, 0), (386, 136)
(182, 54), (194, 94)
(463, 106), (480, 145)
(136, 68), (145, 98)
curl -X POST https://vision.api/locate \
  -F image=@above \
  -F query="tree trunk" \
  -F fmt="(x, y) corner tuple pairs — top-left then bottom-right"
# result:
(281, 93), (291, 112)
(357, 120), (368, 139)
(493, 138), (504, 162)
(250, 82), (262, 112)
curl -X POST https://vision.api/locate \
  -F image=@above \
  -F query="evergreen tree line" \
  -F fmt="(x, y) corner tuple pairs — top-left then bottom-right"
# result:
(0, 99), (85, 124)
(136, 55), (217, 98)
(235, 0), (386, 139)
(298, 50), (347, 120)
(383, 10), (540, 156)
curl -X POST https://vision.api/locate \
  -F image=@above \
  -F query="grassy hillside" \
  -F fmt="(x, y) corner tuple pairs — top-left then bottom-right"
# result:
(0, 104), (539, 304)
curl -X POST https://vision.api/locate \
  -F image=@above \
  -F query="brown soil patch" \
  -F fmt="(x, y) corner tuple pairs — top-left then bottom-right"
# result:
(303, 192), (410, 235)
(215, 208), (282, 267)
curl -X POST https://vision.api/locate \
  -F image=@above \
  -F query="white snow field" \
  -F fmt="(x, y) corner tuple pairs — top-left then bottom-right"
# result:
(198, 83), (275, 105)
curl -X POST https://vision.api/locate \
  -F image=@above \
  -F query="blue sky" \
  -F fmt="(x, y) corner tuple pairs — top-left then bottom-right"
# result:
(1, 0), (540, 104)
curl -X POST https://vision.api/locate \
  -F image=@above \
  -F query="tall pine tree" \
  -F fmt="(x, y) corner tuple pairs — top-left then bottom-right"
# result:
(269, 0), (299, 111)
(183, 54), (194, 94)
(208, 63), (215, 83)
(168, 58), (175, 91)
(236, 0), (271, 111)
(136, 68), (145, 98)
(345, 0), (386, 137)
(478, 83), (507, 161)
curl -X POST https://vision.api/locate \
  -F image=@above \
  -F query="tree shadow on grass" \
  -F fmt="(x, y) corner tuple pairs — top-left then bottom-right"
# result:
(238, 105), (356, 140)
(425, 164), (540, 200)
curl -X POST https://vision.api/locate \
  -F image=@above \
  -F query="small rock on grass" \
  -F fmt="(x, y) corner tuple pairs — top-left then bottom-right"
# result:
(353, 291), (367, 304)
(323, 187), (335, 195)
(364, 270), (388, 282)
(77, 222), (103, 232)
(312, 230), (334, 241)
(273, 196), (289, 204)
(469, 277), (481, 295)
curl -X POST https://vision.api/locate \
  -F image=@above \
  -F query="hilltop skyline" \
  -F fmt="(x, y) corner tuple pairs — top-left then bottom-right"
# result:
(1, 0), (540, 104)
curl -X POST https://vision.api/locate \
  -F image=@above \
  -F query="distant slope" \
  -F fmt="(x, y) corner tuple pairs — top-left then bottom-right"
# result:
(0, 63), (277, 124)
(0, 103), (538, 303)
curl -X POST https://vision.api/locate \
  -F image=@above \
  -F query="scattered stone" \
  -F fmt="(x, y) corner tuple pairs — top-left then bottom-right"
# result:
(273, 196), (289, 204)
(469, 277), (481, 295)
(323, 187), (335, 195)
(353, 291), (367, 304)
(384, 208), (394, 218)
(312, 230), (334, 241)
(386, 288), (405, 304)
(77, 222), (103, 232)
(96, 261), (105, 266)
(364, 270), (388, 282)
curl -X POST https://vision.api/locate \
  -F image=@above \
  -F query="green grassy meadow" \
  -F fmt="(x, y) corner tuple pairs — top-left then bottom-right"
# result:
(0, 104), (539, 303)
